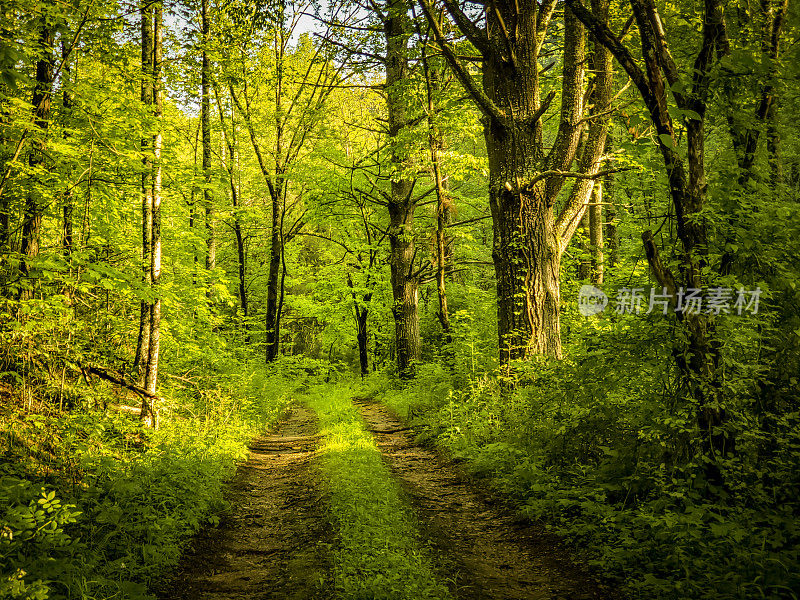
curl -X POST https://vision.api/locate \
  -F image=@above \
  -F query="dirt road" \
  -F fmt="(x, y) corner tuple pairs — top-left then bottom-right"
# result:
(159, 406), (332, 600)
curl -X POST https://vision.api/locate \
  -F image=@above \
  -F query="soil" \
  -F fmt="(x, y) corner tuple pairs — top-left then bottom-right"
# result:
(161, 398), (618, 600)
(158, 405), (333, 600)
(354, 398), (619, 600)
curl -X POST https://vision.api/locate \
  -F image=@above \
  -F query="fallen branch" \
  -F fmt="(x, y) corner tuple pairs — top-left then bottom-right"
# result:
(79, 364), (161, 401)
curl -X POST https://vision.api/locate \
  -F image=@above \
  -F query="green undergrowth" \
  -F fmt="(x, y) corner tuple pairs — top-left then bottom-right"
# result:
(375, 354), (800, 600)
(0, 362), (303, 600)
(306, 383), (452, 600)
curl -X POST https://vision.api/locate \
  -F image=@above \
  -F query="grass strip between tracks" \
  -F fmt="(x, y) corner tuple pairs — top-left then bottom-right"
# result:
(307, 384), (451, 600)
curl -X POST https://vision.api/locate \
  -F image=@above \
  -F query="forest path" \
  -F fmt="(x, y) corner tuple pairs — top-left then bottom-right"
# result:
(158, 405), (332, 600)
(354, 398), (617, 600)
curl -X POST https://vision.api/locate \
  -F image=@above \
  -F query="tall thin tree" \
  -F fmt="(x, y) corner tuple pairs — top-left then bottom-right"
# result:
(18, 19), (55, 300)
(143, 0), (164, 427)
(133, 0), (154, 385)
(201, 0), (215, 275)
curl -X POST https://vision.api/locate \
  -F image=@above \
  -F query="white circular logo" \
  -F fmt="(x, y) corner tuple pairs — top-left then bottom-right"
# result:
(578, 285), (608, 316)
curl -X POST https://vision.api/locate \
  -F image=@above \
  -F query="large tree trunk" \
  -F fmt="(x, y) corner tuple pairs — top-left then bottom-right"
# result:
(481, 5), (581, 362)
(143, 2), (163, 428)
(18, 22), (54, 300)
(387, 193), (420, 377)
(385, 0), (420, 378)
(133, 0), (153, 384)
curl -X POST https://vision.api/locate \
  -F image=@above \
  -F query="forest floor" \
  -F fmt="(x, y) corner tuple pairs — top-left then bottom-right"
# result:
(158, 405), (333, 600)
(160, 396), (617, 600)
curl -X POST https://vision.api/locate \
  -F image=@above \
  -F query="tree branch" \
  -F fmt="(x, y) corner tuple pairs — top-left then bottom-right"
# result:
(439, 0), (492, 57)
(419, 0), (505, 123)
(565, 0), (654, 109)
(81, 364), (161, 400)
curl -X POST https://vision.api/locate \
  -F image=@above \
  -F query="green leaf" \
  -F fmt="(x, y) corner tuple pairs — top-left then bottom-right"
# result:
(659, 134), (677, 150)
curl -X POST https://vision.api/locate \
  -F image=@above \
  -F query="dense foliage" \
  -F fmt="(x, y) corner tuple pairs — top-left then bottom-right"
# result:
(1, 0), (799, 597)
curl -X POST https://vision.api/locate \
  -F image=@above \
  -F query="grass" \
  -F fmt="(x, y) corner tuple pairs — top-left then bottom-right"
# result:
(0, 365), (296, 600)
(307, 383), (452, 600)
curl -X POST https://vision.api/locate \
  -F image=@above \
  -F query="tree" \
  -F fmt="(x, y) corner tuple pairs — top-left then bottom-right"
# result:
(201, 0), (215, 276)
(133, 0), (154, 386)
(133, 0), (163, 426)
(419, 0), (615, 362)
(18, 15), (55, 300)
(213, 83), (249, 324)
(565, 0), (735, 461)
(143, 0), (164, 427)
(383, 0), (422, 378)
(421, 35), (454, 354)
(226, 3), (348, 362)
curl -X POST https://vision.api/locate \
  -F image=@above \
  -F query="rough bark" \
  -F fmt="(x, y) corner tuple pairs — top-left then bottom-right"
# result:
(422, 0), (613, 364)
(386, 0), (420, 378)
(479, 1), (566, 361)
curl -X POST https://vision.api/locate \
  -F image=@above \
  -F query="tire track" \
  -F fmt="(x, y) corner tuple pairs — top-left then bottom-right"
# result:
(355, 398), (619, 600)
(159, 406), (332, 600)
